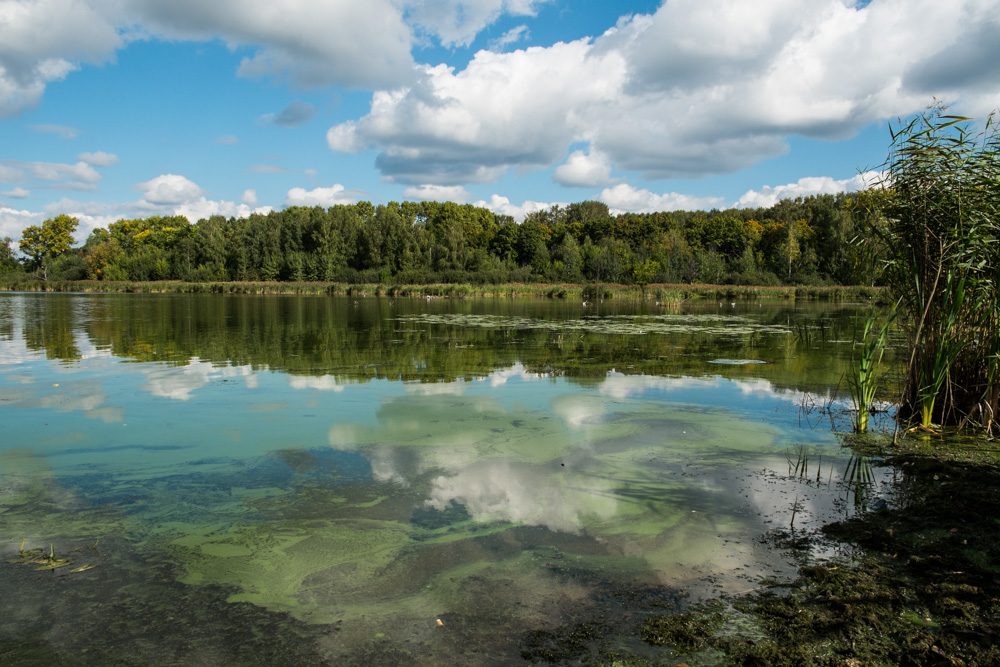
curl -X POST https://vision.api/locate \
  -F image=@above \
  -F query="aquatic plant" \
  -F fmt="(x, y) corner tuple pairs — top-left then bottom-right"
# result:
(846, 307), (893, 433)
(857, 106), (1000, 431)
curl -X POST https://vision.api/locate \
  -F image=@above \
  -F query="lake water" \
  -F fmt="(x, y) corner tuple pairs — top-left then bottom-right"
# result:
(0, 292), (893, 665)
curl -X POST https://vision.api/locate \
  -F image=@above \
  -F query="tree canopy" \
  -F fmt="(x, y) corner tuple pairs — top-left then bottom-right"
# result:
(10, 195), (871, 287)
(19, 214), (78, 280)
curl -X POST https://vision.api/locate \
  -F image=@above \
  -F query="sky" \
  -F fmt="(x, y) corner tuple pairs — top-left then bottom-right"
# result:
(1, 0), (999, 244)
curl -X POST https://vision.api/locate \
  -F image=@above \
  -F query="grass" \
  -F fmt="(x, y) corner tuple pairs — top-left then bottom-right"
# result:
(0, 277), (885, 303)
(846, 307), (893, 433)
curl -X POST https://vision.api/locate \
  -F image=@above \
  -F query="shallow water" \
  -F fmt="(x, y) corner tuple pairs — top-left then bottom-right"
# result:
(0, 292), (894, 665)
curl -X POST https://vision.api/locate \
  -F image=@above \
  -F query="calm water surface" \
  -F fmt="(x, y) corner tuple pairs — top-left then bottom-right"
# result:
(0, 293), (892, 665)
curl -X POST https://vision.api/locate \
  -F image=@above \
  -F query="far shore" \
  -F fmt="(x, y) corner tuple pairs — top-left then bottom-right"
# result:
(0, 278), (884, 303)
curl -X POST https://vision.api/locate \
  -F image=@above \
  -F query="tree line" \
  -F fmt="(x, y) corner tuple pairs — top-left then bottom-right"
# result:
(4, 193), (869, 286)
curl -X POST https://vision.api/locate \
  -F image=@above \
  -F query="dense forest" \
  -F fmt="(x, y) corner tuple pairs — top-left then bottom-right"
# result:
(3, 193), (868, 286)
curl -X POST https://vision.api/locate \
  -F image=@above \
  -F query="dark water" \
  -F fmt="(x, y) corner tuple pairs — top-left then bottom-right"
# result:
(0, 292), (893, 665)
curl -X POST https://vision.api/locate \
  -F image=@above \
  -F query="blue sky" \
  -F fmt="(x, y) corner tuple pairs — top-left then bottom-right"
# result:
(1, 0), (999, 243)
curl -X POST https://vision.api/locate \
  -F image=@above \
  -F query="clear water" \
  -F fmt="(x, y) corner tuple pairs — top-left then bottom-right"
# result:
(0, 292), (892, 665)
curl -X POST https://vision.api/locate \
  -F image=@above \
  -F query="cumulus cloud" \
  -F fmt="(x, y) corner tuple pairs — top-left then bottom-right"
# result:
(599, 183), (725, 214)
(259, 100), (317, 127)
(553, 147), (613, 187)
(284, 184), (360, 207)
(0, 206), (43, 242)
(136, 174), (204, 206)
(402, 184), (471, 202)
(473, 194), (559, 221)
(735, 171), (883, 209)
(132, 174), (272, 221)
(77, 151), (119, 167)
(328, 40), (627, 185)
(2, 187), (30, 199)
(241, 189), (258, 206)
(329, 0), (1000, 186)
(0, 0), (416, 117)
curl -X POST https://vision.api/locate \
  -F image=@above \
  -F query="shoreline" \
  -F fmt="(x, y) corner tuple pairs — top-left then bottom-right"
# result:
(0, 278), (884, 303)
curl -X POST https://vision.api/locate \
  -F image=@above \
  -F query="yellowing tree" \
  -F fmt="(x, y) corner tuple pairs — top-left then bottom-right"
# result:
(19, 214), (78, 280)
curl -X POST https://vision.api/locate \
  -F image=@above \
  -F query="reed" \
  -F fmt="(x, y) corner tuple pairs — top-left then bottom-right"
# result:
(857, 107), (1000, 432)
(846, 307), (893, 433)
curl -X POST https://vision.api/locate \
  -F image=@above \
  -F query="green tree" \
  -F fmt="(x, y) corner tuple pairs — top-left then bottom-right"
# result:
(19, 214), (78, 280)
(632, 258), (661, 295)
(1, 236), (21, 273)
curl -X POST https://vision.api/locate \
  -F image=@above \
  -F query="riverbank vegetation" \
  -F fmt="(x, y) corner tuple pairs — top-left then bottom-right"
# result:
(3, 193), (867, 289)
(0, 274), (882, 304)
(857, 109), (1000, 432)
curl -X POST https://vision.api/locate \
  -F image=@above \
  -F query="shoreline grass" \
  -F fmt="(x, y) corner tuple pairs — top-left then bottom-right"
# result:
(0, 277), (885, 302)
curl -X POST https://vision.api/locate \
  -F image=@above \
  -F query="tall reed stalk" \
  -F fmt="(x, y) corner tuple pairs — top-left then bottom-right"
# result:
(847, 307), (893, 433)
(857, 106), (1000, 432)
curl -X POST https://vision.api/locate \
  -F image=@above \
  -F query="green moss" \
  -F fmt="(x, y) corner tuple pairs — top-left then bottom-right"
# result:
(641, 600), (726, 650)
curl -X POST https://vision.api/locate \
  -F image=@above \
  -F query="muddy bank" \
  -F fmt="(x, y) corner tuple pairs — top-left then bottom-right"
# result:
(628, 436), (1000, 667)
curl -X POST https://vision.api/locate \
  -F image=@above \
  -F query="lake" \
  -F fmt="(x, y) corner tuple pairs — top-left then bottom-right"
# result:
(0, 292), (894, 665)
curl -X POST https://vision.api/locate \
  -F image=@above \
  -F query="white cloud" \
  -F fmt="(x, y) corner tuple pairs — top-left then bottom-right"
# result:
(473, 194), (558, 222)
(175, 198), (273, 222)
(329, 0), (1000, 187)
(0, 0), (416, 117)
(2, 187), (30, 199)
(326, 121), (366, 153)
(553, 147), (613, 187)
(0, 159), (104, 191)
(1, 62), (77, 116)
(77, 151), (119, 167)
(133, 174), (272, 221)
(284, 184), (359, 207)
(735, 171), (881, 209)
(136, 0), (416, 88)
(241, 189), (258, 206)
(0, 165), (24, 182)
(599, 183), (725, 214)
(402, 184), (471, 202)
(0, 206), (43, 242)
(329, 39), (628, 185)
(136, 174), (204, 206)
(408, 0), (552, 48)
(489, 24), (529, 51)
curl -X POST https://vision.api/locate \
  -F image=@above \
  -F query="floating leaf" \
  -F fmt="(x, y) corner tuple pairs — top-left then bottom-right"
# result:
(69, 564), (98, 573)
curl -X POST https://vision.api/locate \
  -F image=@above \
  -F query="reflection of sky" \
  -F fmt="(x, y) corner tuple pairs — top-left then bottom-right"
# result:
(288, 374), (354, 392)
(141, 359), (258, 400)
(426, 460), (619, 533)
(2, 333), (888, 600)
(600, 370), (842, 408)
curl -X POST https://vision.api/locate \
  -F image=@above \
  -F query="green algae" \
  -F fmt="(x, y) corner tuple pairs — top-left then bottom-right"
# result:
(396, 312), (792, 338)
(2, 293), (884, 664)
